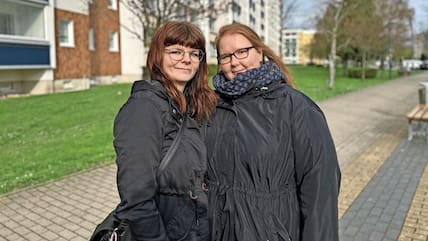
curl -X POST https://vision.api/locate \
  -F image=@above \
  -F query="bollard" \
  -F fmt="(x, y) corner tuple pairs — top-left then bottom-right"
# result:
(419, 88), (426, 104)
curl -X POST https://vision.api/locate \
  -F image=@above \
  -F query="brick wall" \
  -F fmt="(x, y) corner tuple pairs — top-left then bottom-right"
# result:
(54, 10), (91, 80)
(90, 0), (121, 76)
(54, 0), (121, 81)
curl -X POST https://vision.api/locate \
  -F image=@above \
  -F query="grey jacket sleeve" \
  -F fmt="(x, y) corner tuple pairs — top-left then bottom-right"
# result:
(113, 96), (168, 241)
(292, 104), (341, 241)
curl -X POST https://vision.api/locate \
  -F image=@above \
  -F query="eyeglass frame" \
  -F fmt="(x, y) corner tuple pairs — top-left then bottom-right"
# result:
(164, 48), (205, 63)
(217, 46), (255, 64)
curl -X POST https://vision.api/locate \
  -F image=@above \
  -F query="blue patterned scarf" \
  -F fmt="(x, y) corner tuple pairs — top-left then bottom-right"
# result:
(213, 62), (285, 97)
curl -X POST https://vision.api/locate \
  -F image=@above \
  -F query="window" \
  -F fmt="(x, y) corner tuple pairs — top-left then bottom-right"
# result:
(108, 0), (117, 10)
(109, 31), (118, 51)
(89, 28), (95, 50)
(59, 19), (74, 47)
(232, 2), (241, 21)
(250, 15), (255, 28)
(0, 13), (14, 35)
(0, 1), (45, 39)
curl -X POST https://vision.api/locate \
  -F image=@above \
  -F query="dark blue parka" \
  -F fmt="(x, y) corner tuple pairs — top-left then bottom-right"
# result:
(206, 80), (341, 241)
(114, 80), (209, 241)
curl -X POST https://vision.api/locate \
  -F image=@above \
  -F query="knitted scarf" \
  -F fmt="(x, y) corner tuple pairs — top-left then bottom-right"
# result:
(213, 62), (285, 97)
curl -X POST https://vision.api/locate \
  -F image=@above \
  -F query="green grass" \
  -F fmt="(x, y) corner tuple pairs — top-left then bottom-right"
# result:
(289, 65), (400, 101)
(0, 84), (131, 194)
(0, 66), (403, 194)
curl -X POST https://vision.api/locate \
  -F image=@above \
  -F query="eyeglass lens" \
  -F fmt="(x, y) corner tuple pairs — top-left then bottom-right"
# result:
(166, 49), (204, 62)
(219, 46), (254, 64)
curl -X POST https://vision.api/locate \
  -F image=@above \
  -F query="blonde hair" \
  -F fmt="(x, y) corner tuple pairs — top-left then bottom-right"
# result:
(215, 23), (294, 87)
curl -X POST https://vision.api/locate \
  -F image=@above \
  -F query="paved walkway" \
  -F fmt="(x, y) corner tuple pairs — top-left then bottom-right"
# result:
(0, 72), (427, 241)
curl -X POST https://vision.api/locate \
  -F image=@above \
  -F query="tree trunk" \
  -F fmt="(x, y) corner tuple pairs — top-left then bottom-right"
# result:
(361, 51), (366, 80)
(328, 34), (337, 89)
(342, 57), (349, 77)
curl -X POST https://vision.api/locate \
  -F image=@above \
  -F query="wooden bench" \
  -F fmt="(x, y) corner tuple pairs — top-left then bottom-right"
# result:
(406, 104), (428, 141)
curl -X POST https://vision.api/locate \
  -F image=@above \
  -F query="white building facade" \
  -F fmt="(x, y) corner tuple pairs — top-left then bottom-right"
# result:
(119, 2), (144, 81)
(282, 29), (317, 65)
(0, 0), (55, 96)
(198, 0), (283, 64)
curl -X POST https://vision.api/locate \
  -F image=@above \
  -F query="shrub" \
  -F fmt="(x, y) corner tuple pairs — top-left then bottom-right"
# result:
(348, 68), (377, 79)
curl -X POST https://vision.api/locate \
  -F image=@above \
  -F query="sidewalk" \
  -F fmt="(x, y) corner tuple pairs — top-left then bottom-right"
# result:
(0, 72), (427, 241)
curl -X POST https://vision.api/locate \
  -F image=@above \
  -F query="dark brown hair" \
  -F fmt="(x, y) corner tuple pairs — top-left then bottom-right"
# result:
(215, 23), (294, 87)
(146, 21), (217, 121)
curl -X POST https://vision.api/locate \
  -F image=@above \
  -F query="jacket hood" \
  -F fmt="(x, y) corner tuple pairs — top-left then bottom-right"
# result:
(131, 80), (169, 100)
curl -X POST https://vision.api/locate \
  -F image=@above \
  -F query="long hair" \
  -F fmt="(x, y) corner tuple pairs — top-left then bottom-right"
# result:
(215, 23), (294, 87)
(146, 21), (217, 121)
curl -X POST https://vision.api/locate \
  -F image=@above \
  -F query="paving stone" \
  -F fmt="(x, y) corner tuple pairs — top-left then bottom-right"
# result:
(368, 231), (384, 241)
(374, 222), (389, 232)
(344, 226), (359, 236)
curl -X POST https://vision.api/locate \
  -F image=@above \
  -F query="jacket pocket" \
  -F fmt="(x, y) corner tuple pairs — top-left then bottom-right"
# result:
(268, 215), (292, 241)
(165, 199), (195, 241)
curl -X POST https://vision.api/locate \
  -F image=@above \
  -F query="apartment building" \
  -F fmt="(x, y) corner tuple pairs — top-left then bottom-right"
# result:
(0, 0), (55, 95)
(0, 0), (282, 96)
(282, 29), (317, 65)
(204, 0), (283, 63)
(55, 0), (125, 91)
(0, 0), (142, 96)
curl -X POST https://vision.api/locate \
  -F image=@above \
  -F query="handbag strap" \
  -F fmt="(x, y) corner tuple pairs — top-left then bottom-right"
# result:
(157, 116), (185, 174)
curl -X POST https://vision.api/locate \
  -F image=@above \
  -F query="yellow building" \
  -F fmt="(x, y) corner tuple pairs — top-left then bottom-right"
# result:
(282, 29), (319, 65)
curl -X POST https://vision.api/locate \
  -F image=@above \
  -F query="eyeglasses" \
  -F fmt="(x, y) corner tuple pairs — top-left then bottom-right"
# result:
(164, 48), (205, 63)
(218, 46), (255, 64)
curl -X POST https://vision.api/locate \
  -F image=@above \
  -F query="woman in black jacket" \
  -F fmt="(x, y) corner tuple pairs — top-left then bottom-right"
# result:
(114, 21), (217, 241)
(206, 23), (341, 241)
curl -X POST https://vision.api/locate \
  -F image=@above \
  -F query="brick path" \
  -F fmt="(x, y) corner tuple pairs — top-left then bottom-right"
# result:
(0, 72), (427, 241)
(338, 129), (406, 218)
(0, 166), (118, 241)
(339, 138), (428, 241)
(398, 148), (428, 241)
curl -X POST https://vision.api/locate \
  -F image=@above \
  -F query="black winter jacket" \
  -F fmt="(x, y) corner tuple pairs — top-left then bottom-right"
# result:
(114, 80), (209, 241)
(206, 81), (341, 241)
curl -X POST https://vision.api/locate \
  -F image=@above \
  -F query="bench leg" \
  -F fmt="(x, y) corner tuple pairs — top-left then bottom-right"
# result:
(408, 121), (414, 141)
(425, 122), (428, 143)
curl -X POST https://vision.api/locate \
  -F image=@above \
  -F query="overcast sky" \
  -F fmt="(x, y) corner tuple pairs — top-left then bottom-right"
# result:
(409, 0), (427, 31)
(286, 0), (427, 32)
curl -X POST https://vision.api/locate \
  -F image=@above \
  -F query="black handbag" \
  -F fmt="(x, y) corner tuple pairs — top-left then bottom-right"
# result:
(89, 118), (185, 241)
(89, 211), (132, 241)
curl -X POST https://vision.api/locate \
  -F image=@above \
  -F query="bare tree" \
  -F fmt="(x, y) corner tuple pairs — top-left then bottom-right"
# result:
(120, 0), (229, 47)
(81, 0), (229, 48)
(282, 0), (302, 27)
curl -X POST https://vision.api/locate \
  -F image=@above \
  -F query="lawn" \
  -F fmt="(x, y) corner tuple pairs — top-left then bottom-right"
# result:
(0, 66), (401, 194)
(0, 84), (131, 194)
(289, 65), (400, 101)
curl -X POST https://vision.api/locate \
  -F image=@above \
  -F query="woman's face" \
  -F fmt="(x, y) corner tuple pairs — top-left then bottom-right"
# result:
(217, 33), (263, 81)
(162, 44), (203, 92)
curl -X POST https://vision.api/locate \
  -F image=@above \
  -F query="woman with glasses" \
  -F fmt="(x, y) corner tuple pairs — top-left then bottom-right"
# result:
(205, 23), (341, 241)
(113, 21), (216, 241)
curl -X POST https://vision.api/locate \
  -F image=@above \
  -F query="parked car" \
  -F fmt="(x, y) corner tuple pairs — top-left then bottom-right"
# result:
(421, 61), (428, 70)
(403, 59), (423, 70)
